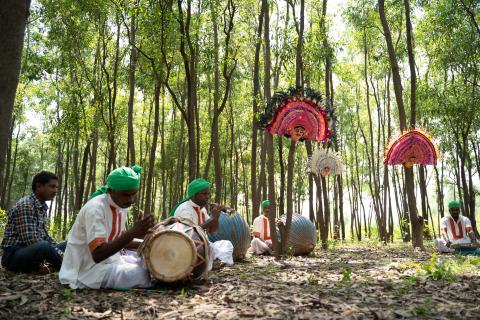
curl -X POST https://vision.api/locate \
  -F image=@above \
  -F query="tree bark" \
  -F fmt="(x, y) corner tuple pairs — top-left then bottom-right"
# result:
(0, 0), (31, 191)
(144, 79), (161, 216)
(250, 3), (263, 221)
(126, 0), (138, 166)
(379, 0), (422, 248)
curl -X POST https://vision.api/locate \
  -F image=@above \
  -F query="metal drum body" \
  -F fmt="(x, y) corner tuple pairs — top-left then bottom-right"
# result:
(138, 217), (210, 282)
(278, 213), (316, 255)
(208, 211), (250, 260)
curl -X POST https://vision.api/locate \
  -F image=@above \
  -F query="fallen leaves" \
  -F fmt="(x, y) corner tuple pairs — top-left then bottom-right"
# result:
(1, 243), (480, 319)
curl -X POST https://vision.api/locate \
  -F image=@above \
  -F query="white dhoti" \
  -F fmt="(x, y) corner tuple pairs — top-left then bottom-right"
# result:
(101, 251), (152, 289)
(251, 238), (273, 255)
(434, 238), (455, 253)
(208, 240), (234, 270)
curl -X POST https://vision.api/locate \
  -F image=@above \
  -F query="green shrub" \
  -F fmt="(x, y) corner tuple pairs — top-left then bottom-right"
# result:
(0, 208), (7, 238)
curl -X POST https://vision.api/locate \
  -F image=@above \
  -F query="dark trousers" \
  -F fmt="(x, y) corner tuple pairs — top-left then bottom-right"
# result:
(1, 240), (67, 272)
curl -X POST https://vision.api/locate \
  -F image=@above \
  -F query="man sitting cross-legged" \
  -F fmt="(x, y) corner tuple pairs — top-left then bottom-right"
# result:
(59, 165), (155, 289)
(250, 200), (274, 255)
(169, 178), (234, 270)
(1, 171), (66, 273)
(435, 200), (477, 253)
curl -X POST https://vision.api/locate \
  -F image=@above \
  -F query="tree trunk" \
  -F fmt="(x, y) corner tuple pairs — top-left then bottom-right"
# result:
(250, 2), (263, 222)
(262, 0), (280, 256)
(0, 0), (30, 191)
(379, 0), (422, 248)
(1, 116), (15, 208)
(144, 79), (161, 216)
(126, 0), (138, 166)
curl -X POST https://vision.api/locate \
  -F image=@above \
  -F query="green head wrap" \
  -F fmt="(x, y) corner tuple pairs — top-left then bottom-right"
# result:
(261, 200), (271, 209)
(187, 178), (211, 198)
(168, 178), (211, 217)
(448, 200), (461, 210)
(89, 165), (142, 200)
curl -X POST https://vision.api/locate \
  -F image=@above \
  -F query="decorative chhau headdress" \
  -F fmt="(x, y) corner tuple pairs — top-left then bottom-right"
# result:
(309, 148), (343, 177)
(259, 87), (334, 142)
(384, 128), (439, 168)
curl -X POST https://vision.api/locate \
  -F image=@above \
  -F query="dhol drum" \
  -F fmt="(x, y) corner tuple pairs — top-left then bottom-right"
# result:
(208, 211), (251, 260)
(138, 217), (210, 282)
(278, 213), (316, 256)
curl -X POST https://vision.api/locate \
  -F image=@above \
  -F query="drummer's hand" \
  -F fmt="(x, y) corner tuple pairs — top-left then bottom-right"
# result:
(211, 204), (225, 219)
(129, 215), (155, 238)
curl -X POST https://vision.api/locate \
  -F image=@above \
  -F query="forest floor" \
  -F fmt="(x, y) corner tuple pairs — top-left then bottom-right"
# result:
(1, 242), (480, 319)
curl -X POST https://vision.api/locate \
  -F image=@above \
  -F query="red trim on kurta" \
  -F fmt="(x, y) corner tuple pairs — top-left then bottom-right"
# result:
(108, 206), (117, 242)
(193, 207), (206, 224)
(449, 217), (464, 240)
(116, 211), (122, 239)
(88, 237), (106, 252)
(263, 216), (271, 240)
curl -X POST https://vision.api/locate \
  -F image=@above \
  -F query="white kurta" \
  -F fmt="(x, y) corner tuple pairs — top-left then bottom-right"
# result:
(174, 199), (209, 225)
(173, 199), (233, 267)
(435, 215), (473, 253)
(59, 194), (151, 289)
(440, 215), (472, 245)
(251, 214), (273, 255)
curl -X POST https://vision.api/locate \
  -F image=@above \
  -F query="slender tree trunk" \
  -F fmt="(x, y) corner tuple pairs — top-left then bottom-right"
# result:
(126, 0), (138, 166)
(62, 142), (71, 239)
(250, 3), (264, 222)
(379, 0), (422, 248)
(144, 79), (161, 216)
(262, 0), (280, 256)
(6, 125), (20, 207)
(1, 116), (15, 208)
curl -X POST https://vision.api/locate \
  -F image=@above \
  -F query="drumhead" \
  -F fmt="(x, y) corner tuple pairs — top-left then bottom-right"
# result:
(146, 230), (197, 282)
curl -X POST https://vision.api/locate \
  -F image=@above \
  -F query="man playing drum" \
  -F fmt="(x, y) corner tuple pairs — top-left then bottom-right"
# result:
(59, 165), (155, 289)
(250, 200), (273, 255)
(169, 178), (234, 269)
(435, 200), (478, 253)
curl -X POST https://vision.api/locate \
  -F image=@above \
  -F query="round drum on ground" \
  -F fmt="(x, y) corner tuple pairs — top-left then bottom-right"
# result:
(208, 211), (250, 260)
(278, 213), (316, 256)
(138, 217), (210, 282)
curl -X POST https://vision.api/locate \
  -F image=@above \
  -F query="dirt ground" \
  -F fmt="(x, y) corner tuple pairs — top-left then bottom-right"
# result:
(1, 242), (479, 319)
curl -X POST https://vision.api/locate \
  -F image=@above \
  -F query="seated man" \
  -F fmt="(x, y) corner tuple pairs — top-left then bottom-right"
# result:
(59, 165), (155, 289)
(251, 200), (273, 255)
(1, 171), (66, 273)
(435, 200), (477, 253)
(169, 178), (233, 269)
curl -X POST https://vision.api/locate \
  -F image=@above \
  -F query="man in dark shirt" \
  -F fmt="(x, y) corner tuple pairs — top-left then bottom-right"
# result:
(1, 171), (66, 272)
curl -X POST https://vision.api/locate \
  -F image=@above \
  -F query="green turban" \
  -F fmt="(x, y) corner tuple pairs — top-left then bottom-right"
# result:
(168, 178), (211, 217)
(261, 200), (271, 209)
(89, 165), (142, 200)
(448, 200), (461, 210)
(187, 178), (211, 198)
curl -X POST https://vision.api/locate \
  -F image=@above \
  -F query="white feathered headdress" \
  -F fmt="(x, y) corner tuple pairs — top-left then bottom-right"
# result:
(309, 148), (343, 176)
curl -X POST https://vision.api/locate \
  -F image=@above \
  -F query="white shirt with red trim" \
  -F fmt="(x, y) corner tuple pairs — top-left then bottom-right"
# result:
(440, 215), (473, 245)
(174, 199), (210, 225)
(59, 194), (127, 289)
(252, 214), (271, 240)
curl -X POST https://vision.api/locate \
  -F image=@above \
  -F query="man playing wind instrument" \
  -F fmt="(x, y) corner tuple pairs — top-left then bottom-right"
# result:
(59, 165), (155, 289)
(169, 178), (234, 269)
(250, 200), (274, 255)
